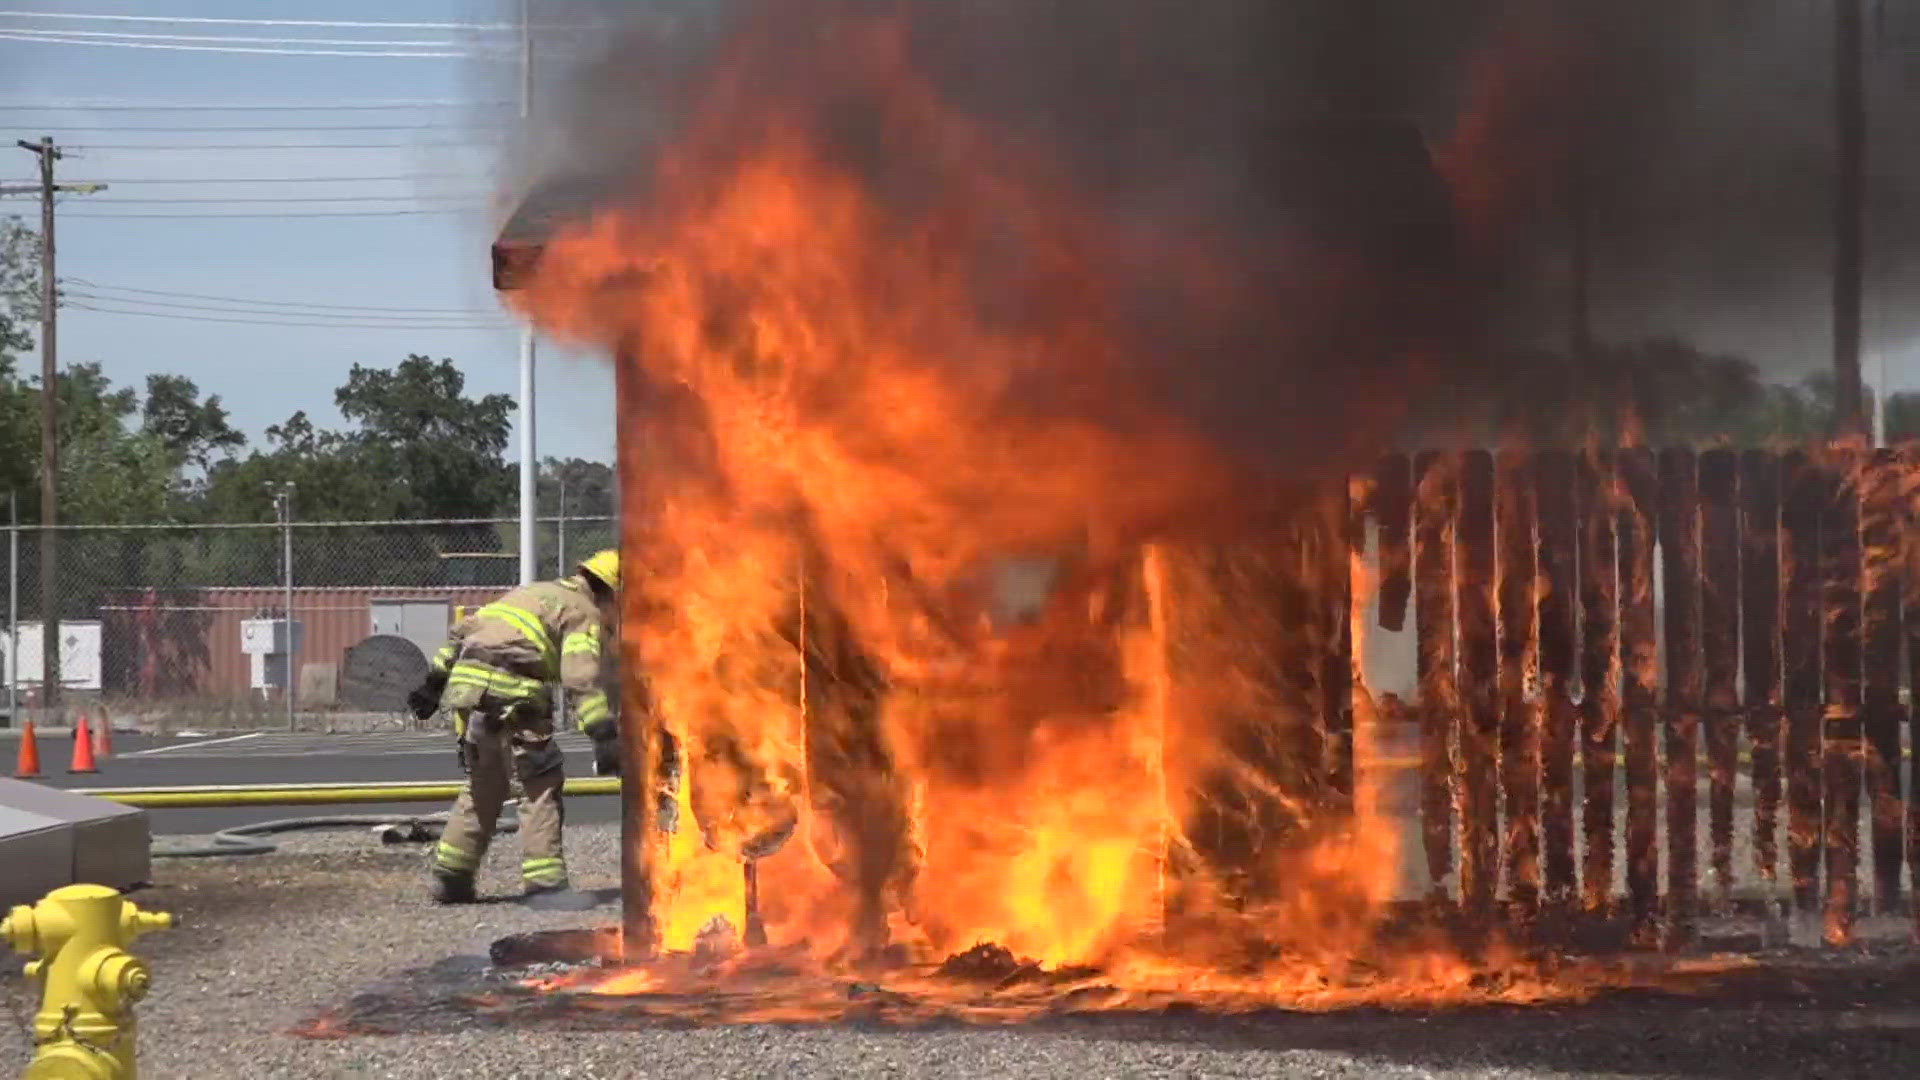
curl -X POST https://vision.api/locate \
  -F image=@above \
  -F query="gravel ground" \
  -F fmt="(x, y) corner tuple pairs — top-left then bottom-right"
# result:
(2, 821), (1917, 1079)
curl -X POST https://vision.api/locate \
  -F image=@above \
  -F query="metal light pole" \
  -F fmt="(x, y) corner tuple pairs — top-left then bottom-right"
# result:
(556, 473), (568, 576)
(7, 491), (16, 728)
(268, 483), (297, 730)
(517, 0), (539, 585)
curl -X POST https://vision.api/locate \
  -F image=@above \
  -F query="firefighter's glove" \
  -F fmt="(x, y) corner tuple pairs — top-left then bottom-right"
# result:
(584, 718), (621, 777)
(408, 669), (449, 721)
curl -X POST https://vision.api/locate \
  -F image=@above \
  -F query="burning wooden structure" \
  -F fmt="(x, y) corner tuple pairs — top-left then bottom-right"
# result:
(1373, 446), (1916, 945)
(497, 162), (1916, 965)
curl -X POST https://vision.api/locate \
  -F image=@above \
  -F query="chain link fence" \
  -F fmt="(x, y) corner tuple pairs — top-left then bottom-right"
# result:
(1, 515), (615, 732)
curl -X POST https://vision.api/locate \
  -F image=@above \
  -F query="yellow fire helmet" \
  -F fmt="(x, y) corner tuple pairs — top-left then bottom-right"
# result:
(577, 549), (620, 592)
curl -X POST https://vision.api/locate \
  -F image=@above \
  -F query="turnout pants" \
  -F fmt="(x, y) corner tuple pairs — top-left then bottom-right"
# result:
(432, 702), (568, 890)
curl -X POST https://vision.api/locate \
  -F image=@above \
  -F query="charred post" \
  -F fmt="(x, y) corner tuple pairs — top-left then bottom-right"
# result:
(1458, 449), (1501, 918)
(1780, 449), (1824, 916)
(1658, 448), (1703, 936)
(1535, 450), (1578, 909)
(798, 559), (910, 958)
(612, 348), (659, 959)
(1902, 445), (1920, 937)
(1858, 448), (1904, 912)
(1699, 449), (1740, 906)
(1740, 450), (1784, 885)
(1496, 450), (1541, 915)
(1819, 451), (1863, 945)
(1327, 485), (1360, 811)
(1374, 453), (1413, 633)
(1578, 452), (1621, 914)
(1616, 448), (1659, 935)
(1412, 451), (1459, 902)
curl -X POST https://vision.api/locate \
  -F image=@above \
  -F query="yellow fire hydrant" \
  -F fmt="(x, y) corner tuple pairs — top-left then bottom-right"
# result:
(1, 885), (174, 1080)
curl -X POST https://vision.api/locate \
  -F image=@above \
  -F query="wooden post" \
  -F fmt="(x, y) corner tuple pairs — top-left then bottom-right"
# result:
(1699, 449), (1740, 905)
(1327, 488), (1358, 810)
(612, 348), (658, 960)
(1658, 447), (1703, 937)
(1616, 448), (1659, 935)
(1412, 451), (1458, 901)
(1458, 449), (1500, 917)
(1739, 450), (1784, 886)
(1497, 450), (1540, 916)
(1901, 444), (1920, 937)
(1374, 454), (1413, 633)
(1535, 450), (1578, 908)
(1858, 448), (1904, 912)
(1578, 452), (1620, 913)
(1781, 450), (1824, 917)
(1819, 450), (1863, 945)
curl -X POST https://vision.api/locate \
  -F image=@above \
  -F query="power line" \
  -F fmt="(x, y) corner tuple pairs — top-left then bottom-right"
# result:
(66, 279), (503, 315)
(65, 292), (507, 323)
(60, 207), (474, 218)
(0, 28), (502, 48)
(69, 141), (492, 150)
(17, 123), (486, 132)
(66, 301), (509, 330)
(0, 32), (490, 57)
(0, 11), (518, 30)
(0, 99), (508, 110)
(2, 172), (470, 184)
(69, 194), (486, 204)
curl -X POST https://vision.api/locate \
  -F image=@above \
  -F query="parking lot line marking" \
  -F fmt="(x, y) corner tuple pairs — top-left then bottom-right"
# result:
(122, 731), (267, 757)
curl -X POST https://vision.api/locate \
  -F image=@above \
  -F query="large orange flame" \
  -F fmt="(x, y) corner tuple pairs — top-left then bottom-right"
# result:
(508, 3), (1609, 1014)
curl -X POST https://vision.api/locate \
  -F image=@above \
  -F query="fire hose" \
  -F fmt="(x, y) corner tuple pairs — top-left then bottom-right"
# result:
(149, 811), (511, 859)
(84, 777), (622, 809)
(73, 778), (620, 858)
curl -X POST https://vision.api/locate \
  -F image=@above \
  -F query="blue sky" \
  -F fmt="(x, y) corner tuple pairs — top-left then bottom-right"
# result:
(0, 0), (615, 465)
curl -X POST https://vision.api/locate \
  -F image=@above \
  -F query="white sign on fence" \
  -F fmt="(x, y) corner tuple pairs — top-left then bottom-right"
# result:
(2, 621), (104, 692)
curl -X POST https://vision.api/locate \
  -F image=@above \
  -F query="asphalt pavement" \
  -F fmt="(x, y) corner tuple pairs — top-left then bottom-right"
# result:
(1, 729), (615, 835)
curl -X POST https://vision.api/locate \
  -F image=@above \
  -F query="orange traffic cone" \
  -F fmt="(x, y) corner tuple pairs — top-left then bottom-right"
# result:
(68, 716), (97, 774)
(13, 720), (40, 778)
(90, 712), (112, 759)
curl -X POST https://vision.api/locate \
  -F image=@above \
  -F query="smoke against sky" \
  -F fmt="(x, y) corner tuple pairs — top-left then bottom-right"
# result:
(506, 0), (1920, 405)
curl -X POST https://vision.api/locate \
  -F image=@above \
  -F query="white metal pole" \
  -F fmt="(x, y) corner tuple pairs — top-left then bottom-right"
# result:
(280, 487), (296, 731)
(7, 491), (15, 727)
(554, 474), (567, 718)
(516, 0), (538, 586)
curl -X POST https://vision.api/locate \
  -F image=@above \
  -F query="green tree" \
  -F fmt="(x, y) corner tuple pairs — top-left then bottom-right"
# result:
(46, 362), (174, 524)
(0, 217), (38, 361)
(1887, 392), (1920, 444)
(200, 355), (516, 524)
(334, 354), (516, 520)
(537, 456), (616, 571)
(143, 373), (244, 471)
(195, 355), (520, 587)
(539, 457), (615, 519)
(1452, 337), (1844, 448)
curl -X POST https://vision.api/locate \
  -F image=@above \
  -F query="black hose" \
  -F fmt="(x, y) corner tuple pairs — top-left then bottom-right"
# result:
(151, 810), (521, 859)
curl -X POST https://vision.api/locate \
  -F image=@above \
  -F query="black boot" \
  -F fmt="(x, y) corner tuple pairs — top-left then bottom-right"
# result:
(429, 869), (477, 905)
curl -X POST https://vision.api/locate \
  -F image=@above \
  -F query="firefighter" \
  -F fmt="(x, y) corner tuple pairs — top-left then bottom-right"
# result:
(407, 549), (624, 904)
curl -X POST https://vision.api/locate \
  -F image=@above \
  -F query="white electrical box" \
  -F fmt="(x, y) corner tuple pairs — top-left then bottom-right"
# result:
(3, 622), (103, 692)
(239, 618), (300, 656)
(240, 617), (301, 692)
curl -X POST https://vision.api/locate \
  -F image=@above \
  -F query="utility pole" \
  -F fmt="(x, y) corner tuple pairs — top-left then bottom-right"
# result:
(1834, 0), (1868, 439)
(517, 0), (538, 585)
(7, 138), (104, 723)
